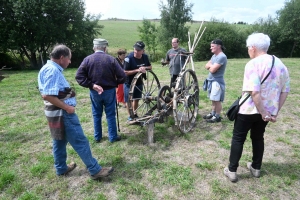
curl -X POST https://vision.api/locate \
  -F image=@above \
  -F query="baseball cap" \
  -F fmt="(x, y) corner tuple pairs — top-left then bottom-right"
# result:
(211, 39), (226, 50)
(133, 41), (145, 50)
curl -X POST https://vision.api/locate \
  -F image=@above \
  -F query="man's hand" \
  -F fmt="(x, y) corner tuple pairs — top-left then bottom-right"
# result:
(139, 66), (147, 73)
(65, 105), (75, 114)
(93, 84), (103, 94)
(205, 60), (212, 70)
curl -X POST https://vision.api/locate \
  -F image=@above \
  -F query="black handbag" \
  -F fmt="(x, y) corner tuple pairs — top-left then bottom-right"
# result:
(226, 55), (275, 121)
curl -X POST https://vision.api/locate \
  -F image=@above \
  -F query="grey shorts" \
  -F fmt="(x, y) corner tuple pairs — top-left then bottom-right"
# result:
(208, 81), (221, 101)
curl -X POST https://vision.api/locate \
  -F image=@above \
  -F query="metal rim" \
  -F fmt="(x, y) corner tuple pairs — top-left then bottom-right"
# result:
(128, 70), (161, 121)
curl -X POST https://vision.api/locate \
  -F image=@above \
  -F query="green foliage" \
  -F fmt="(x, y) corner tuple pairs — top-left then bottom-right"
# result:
(158, 0), (193, 52)
(137, 19), (159, 61)
(278, 0), (300, 57)
(194, 20), (248, 60)
(0, 0), (102, 69)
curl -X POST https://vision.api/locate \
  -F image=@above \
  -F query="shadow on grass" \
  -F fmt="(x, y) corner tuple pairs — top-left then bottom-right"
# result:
(262, 162), (300, 180)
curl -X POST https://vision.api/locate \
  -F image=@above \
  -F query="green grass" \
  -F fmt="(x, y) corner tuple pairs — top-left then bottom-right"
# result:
(0, 58), (299, 199)
(98, 20), (205, 55)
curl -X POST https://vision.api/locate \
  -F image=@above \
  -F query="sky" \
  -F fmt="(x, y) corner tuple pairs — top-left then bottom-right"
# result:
(84, 0), (286, 24)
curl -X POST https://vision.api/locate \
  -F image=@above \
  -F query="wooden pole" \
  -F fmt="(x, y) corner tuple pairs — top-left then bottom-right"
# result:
(147, 123), (154, 144)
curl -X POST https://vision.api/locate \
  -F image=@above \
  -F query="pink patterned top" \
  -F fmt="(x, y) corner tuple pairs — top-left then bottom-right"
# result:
(239, 54), (290, 115)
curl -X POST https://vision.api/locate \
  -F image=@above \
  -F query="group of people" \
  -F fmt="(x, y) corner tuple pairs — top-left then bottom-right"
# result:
(38, 32), (289, 182)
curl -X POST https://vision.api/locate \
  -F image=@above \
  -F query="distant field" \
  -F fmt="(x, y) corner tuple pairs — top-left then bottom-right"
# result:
(98, 20), (206, 55)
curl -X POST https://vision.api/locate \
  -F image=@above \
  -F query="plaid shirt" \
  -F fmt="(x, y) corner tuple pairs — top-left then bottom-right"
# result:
(38, 60), (76, 106)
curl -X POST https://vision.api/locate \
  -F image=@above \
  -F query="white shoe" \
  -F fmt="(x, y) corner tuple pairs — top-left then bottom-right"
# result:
(247, 162), (260, 178)
(224, 167), (238, 182)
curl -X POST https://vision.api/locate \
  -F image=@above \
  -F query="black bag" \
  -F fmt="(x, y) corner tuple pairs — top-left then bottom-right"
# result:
(226, 95), (249, 121)
(226, 55), (275, 121)
(226, 98), (240, 121)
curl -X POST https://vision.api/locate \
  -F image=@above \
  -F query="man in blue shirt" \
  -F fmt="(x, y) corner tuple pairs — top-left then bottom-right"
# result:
(38, 44), (114, 180)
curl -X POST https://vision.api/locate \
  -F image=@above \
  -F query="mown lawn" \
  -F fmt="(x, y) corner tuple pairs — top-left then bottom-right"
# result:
(0, 58), (299, 199)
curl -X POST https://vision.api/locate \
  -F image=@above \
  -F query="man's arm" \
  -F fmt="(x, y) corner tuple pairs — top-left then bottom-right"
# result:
(75, 63), (93, 88)
(205, 61), (221, 73)
(114, 61), (126, 84)
(42, 95), (75, 114)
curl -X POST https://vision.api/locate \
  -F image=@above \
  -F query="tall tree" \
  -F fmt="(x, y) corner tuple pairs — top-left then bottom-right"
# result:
(0, 0), (103, 69)
(158, 0), (193, 52)
(277, 0), (300, 57)
(137, 19), (158, 61)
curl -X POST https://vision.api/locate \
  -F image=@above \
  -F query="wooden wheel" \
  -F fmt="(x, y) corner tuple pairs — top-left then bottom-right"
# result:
(128, 70), (161, 121)
(173, 69), (199, 133)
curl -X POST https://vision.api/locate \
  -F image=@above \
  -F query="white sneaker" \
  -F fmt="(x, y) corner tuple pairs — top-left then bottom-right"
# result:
(247, 162), (260, 178)
(224, 167), (238, 182)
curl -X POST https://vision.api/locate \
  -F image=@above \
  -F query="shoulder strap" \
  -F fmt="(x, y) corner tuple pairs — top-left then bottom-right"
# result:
(261, 55), (275, 84)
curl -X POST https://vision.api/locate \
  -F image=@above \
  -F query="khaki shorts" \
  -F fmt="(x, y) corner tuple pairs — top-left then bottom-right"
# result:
(208, 81), (221, 101)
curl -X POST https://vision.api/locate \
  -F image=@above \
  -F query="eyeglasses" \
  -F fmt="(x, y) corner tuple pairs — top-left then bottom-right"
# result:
(172, 42), (178, 44)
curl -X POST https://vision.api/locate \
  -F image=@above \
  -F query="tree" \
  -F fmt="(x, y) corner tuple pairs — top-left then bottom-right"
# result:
(158, 0), (193, 52)
(137, 19), (158, 61)
(193, 19), (248, 61)
(277, 0), (300, 57)
(0, 0), (103, 69)
(250, 16), (288, 57)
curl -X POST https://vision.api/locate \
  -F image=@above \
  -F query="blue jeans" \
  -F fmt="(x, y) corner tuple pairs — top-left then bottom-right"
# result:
(124, 84), (143, 103)
(90, 88), (118, 142)
(53, 111), (101, 175)
(228, 114), (268, 172)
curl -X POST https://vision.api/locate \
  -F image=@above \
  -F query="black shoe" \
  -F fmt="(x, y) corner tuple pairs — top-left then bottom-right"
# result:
(203, 113), (214, 119)
(110, 136), (121, 143)
(206, 116), (221, 123)
(134, 114), (139, 118)
(95, 139), (101, 143)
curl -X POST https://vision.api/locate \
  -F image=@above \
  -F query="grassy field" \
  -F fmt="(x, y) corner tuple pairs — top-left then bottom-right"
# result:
(0, 58), (299, 199)
(99, 20), (205, 55)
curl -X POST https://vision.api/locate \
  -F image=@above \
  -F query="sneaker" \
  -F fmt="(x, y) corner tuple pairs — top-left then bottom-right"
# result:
(224, 167), (238, 182)
(203, 113), (214, 119)
(91, 167), (114, 180)
(58, 162), (77, 176)
(247, 162), (260, 178)
(134, 114), (139, 118)
(206, 116), (221, 123)
(127, 116), (133, 121)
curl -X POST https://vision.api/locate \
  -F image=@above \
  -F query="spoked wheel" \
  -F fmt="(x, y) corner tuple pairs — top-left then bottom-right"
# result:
(128, 70), (161, 122)
(157, 85), (172, 111)
(173, 69), (199, 133)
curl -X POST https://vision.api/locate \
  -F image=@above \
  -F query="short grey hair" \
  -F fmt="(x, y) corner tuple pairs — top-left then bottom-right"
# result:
(93, 44), (107, 51)
(50, 44), (71, 59)
(246, 33), (270, 52)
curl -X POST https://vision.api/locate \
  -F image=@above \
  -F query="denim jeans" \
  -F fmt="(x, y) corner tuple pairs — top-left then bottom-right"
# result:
(124, 84), (143, 103)
(228, 114), (268, 172)
(53, 111), (101, 175)
(90, 88), (118, 142)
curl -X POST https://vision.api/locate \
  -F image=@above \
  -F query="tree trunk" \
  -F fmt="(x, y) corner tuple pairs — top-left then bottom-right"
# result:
(290, 41), (297, 58)
(30, 52), (38, 69)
